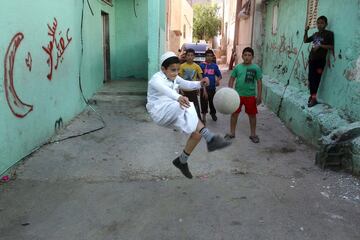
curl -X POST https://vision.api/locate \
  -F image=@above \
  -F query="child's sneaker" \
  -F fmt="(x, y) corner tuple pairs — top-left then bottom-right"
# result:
(207, 135), (231, 152)
(249, 135), (260, 143)
(172, 157), (193, 179)
(308, 98), (318, 108)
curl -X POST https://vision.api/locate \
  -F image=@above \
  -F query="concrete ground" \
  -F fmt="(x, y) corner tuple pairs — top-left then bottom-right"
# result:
(0, 70), (359, 240)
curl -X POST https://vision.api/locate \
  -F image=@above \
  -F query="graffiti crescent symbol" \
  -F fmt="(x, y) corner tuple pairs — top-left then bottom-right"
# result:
(4, 33), (33, 118)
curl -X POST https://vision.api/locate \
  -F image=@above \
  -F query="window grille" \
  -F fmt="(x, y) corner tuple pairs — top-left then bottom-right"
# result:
(272, 4), (278, 35)
(306, 0), (318, 28)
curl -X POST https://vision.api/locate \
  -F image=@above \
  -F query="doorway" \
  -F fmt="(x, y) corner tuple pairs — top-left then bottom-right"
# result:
(102, 11), (111, 82)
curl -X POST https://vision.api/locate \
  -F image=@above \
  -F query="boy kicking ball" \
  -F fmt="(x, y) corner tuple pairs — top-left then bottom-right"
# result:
(146, 52), (231, 179)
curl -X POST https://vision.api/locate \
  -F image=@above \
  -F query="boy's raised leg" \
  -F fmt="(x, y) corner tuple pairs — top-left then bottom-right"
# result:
(196, 121), (231, 152)
(173, 122), (203, 179)
(173, 120), (231, 178)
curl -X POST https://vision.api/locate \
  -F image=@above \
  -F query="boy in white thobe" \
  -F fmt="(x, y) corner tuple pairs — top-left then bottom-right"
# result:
(146, 52), (231, 179)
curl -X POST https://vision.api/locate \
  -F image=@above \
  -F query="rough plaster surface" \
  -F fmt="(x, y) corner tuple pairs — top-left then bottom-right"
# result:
(262, 75), (360, 173)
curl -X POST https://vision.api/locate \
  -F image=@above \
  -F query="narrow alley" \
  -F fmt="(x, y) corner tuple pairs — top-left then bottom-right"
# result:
(0, 70), (359, 240)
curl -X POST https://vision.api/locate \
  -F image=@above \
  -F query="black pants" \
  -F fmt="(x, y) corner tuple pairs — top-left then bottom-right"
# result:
(308, 59), (326, 95)
(200, 88), (216, 115)
(182, 90), (202, 120)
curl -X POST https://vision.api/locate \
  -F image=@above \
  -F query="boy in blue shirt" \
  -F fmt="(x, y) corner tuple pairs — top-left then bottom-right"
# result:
(199, 49), (222, 124)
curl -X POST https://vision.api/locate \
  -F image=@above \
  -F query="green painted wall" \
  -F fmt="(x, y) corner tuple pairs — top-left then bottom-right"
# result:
(148, 0), (167, 79)
(82, 0), (116, 96)
(262, 0), (360, 121)
(115, 0), (148, 79)
(0, 0), (116, 175)
(261, 0), (360, 173)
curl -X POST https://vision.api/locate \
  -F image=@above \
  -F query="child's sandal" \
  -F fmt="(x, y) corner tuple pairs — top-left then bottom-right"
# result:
(224, 133), (235, 140)
(249, 135), (260, 143)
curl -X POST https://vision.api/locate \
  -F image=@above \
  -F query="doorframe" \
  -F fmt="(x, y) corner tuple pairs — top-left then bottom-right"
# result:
(101, 11), (111, 82)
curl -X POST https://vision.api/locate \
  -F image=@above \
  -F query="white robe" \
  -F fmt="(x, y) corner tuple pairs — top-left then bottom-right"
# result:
(146, 71), (201, 134)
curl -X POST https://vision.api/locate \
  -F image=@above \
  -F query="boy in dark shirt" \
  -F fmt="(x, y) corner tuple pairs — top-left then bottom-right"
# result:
(304, 15), (334, 107)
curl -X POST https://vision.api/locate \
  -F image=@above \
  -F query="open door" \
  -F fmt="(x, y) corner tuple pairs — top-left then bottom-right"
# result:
(102, 11), (111, 82)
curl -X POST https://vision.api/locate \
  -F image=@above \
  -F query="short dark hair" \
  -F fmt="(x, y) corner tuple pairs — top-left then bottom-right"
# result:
(242, 47), (254, 56)
(185, 48), (195, 55)
(205, 49), (214, 56)
(162, 56), (179, 68)
(317, 16), (328, 24)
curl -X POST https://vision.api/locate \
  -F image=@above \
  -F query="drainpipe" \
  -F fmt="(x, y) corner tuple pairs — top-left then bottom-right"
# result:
(229, 0), (242, 70)
(250, 0), (256, 48)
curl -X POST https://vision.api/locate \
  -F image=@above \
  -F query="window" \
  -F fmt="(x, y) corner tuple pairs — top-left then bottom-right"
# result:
(272, 4), (278, 35)
(183, 25), (186, 39)
(306, 0), (318, 28)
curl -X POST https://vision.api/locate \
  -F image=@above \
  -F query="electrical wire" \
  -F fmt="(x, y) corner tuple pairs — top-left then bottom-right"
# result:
(87, 0), (94, 16)
(133, 0), (138, 18)
(276, 41), (304, 116)
(49, 0), (106, 144)
(276, 6), (317, 116)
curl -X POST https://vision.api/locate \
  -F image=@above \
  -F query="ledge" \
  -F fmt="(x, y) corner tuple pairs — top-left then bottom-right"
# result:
(262, 75), (360, 174)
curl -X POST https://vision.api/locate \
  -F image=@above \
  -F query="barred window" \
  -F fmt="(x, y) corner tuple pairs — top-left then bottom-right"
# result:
(272, 4), (278, 35)
(306, 0), (319, 28)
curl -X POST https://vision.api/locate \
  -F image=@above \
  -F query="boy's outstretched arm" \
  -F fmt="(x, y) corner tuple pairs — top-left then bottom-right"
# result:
(177, 76), (208, 90)
(304, 26), (310, 43)
(257, 79), (262, 105)
(149, 78), (181, 100)
(228, 76), (236, 88)
(197, 72), (203, 81)
(215, 66), (222, 86)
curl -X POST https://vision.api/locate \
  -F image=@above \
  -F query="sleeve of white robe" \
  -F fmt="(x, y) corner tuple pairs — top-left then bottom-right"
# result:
(176, 76), (202, 90)
(149, 76), (181, 101)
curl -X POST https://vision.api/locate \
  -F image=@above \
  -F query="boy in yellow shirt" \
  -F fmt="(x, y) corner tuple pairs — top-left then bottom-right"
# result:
(179, 48), (204, 120)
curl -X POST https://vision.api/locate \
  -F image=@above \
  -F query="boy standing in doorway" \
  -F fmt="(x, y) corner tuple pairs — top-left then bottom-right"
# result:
(304, 15), (334, 107)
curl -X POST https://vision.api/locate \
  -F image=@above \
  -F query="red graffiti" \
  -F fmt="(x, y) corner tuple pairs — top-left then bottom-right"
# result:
(42, 18), (72, 80)
(4, 33), (33, 118)
(25, 52), (32, 71)
(271, 35), (298, 58)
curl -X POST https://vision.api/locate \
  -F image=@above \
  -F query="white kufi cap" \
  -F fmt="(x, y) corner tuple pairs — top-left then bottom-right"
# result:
(160, 51), (177, 66)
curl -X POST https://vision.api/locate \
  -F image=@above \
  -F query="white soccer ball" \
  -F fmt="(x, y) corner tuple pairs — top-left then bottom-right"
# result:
(213, 87), (240, 114)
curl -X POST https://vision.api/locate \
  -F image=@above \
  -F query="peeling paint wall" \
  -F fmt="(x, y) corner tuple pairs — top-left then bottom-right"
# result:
(262, 0), (360, 121)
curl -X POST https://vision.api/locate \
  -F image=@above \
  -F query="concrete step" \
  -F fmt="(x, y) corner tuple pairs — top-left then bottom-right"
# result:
(89, 94), (146, 105)
(89, 79), (148, 105)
